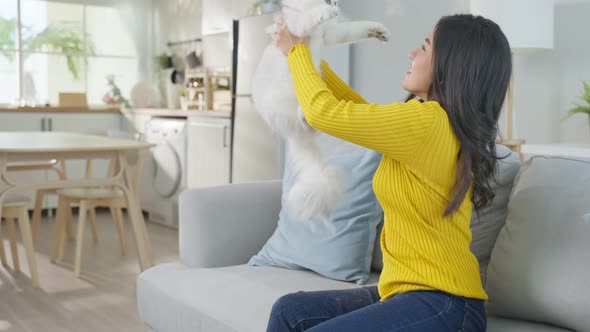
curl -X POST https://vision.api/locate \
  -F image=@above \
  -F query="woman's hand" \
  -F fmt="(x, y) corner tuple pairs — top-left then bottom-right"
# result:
(273, 22), (309, 56)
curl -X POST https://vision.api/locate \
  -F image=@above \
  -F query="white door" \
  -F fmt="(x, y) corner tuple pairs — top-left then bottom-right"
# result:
(232, 96), (280, 183)
(234, 14), (275, 96)
(187, 117), (231, 188)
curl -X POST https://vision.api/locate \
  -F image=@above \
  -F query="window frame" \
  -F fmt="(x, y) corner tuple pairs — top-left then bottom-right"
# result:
(5, 0), (137, 105)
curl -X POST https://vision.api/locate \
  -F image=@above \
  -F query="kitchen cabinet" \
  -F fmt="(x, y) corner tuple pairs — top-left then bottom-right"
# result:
(202, 0), (254, 35)
(187, 116), (231, 187)
(0, 112), (120, 135)
(49, 113), (120, 134)
(202, 0), (232, 35)
(0, 112), (45, 131)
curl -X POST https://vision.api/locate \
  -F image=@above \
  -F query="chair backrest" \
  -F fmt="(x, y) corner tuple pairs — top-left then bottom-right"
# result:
(75, 129), (110, 179)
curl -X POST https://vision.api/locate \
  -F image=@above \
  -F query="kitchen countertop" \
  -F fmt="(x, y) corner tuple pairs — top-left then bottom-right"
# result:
(0, 106), (120, 113)
(124, 108), (232, 118)
(0, 106), (232, 118)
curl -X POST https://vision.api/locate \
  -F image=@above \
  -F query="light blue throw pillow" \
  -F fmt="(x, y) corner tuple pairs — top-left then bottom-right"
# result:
(249, 134), (383, 285)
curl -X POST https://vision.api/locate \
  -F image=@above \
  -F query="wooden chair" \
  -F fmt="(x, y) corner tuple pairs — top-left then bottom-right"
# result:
(0, 195), (40, 288)
(54, 131), (142, 278)
(7, 160), (76, 242)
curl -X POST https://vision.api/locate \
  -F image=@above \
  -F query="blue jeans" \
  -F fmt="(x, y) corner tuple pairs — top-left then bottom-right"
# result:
(266, 287), (486, 332)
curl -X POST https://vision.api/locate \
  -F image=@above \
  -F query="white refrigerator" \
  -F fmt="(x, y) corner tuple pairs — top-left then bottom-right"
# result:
(231, 13), (281, 183)
(230, 13), (351, 183)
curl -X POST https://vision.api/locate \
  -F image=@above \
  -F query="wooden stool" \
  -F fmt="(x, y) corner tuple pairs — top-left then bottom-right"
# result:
(53, 188), (128, 278)
(50, 130), (141, 277)
(0, 195), (40, 288)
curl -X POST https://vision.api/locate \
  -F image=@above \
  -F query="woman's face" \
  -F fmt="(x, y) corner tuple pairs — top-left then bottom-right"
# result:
(402, 31), (434, 101)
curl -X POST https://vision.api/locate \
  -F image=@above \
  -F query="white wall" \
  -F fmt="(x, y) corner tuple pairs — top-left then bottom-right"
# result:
(512, 0), (590, 144)
(156, 0), (202, 50)
(341, 0), (590, 144)
(553, 0), (590, 143)
(156, 0), (232, 69)
(202, 33), (232, 69)
(340, 0), (468, 104)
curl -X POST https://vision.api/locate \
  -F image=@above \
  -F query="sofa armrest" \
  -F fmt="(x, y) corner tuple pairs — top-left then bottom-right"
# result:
(178, 180), (282, 268)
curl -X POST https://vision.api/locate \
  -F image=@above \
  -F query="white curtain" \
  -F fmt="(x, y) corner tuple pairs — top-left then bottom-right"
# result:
(114, 0), (156, 82)
(39, 0), (116, 4)
(42, 0), (157, 82)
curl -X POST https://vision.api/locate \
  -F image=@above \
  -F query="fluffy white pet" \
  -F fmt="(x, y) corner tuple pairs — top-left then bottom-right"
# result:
(252, 0), (390, 220)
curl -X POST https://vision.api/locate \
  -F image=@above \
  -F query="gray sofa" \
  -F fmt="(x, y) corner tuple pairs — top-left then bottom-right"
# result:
(137, 152), (590, 332)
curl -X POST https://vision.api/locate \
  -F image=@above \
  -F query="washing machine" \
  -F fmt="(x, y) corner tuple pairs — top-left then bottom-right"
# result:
(140, 117), (187, 228)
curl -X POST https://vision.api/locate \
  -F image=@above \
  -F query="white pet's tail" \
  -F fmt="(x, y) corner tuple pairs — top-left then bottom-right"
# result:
(286, 139), (344, 220)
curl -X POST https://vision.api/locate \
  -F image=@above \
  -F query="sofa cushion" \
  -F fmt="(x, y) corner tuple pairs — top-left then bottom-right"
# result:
(486, 156), (590, 332)
(370, 145), (520, 276)
(249, 134), (383, 285)
(469, 145), (521, 283)
(487, 316), (574, 332)
(137, 263), (379, 332)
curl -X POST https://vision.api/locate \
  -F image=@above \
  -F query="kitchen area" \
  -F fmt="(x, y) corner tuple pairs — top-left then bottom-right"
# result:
(0, 0), (284, 230)
(124, 0), (283, 228)
(0, 0), (354, 330)
(0, 1), (286, 329)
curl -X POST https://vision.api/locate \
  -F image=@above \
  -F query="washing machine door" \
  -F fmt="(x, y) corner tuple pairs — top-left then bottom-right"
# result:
(151, 140), (182, 198)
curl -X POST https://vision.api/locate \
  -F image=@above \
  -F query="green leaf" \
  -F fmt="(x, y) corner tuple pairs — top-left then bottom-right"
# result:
(1, 17), (95, 79)
(0, 17), (16, 50)
(561, 105), (590, 121)
(66, 56), (79, 80)
(582, 80), (590, 105)
(23, 22), (95, 80)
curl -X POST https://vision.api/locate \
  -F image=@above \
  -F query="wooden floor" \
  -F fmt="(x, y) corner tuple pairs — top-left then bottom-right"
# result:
(0, 210), (179, 332)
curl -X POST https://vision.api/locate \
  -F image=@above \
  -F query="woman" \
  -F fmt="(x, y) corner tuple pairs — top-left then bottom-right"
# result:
(267, 14), (512, 332)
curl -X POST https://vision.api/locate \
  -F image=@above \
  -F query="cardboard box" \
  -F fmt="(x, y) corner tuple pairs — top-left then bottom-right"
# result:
(58, 92), (88, 107)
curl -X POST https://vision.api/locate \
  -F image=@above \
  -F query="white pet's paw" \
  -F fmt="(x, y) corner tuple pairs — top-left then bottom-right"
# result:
(367, 23), (391, 42)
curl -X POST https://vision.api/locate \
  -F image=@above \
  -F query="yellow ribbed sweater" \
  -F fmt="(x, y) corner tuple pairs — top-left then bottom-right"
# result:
(287, 45), (487, 301)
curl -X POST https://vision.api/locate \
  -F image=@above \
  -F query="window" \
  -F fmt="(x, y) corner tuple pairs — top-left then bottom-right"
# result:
(0, 0), (138, 106)
(0, 0), (19, 104)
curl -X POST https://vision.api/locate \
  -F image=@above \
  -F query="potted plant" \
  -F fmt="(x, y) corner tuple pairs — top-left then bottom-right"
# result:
(0, 17), (95, 80)
(1, 17), (95, 105)
(562, 80), (590, 131)
(251, 0), (281, 15)
(179, 87), (189, 111)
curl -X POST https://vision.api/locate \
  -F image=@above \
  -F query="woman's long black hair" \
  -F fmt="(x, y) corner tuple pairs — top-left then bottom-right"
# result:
(408, 14), (512, 216)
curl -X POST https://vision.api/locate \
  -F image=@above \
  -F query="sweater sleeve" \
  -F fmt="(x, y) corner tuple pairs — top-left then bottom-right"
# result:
(288, 44), (439, 161)
(320, 60), (368, 104)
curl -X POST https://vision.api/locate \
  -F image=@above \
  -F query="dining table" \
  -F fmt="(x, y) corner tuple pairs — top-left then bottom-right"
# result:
(0, 131), (156, 276)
